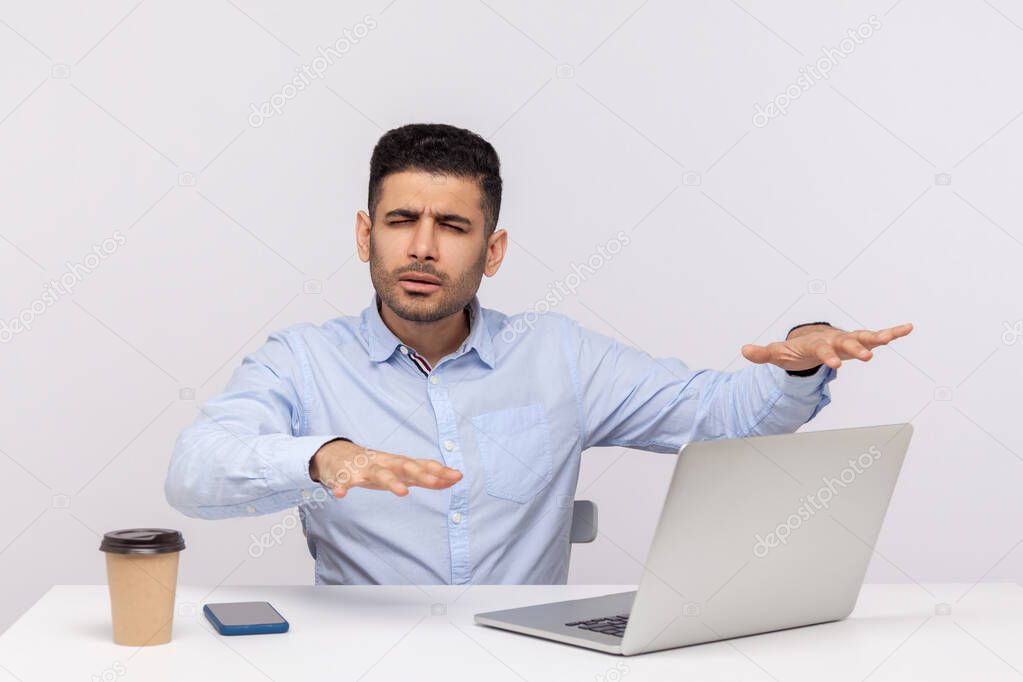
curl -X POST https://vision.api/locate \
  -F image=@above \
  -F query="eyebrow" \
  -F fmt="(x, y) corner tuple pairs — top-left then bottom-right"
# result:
(384, 208), (473, 227)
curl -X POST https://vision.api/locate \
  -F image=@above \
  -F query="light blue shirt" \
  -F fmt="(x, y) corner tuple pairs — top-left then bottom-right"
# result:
(165, 293), (836, 585)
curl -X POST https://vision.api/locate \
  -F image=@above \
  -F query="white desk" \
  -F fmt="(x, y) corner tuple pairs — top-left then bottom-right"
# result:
(1, 583), (1021, 681)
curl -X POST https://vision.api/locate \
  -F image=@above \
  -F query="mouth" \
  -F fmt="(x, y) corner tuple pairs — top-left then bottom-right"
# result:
(398, 273), (442, 293)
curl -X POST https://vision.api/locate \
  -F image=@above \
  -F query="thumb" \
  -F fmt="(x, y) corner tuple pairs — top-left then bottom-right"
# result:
(741, 343), (771, 364)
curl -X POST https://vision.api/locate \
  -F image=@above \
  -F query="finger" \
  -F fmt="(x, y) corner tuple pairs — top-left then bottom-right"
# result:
(856, 323), (913, 349)
(373, 467), (409, 496)
(741, 343), (772, 364)
(353, 447), (447, 484)
(854, 330), (887, 350)
(367, 449), (461, 488)
(813, 340), (842, 369)
(397, 458), (442, 487)
(883, 322), (914, 339)
(840, 336), (873, 361)
(418, 458), (463, 480)
(355, 447), (422, 470)
(332, 483), (349, 499)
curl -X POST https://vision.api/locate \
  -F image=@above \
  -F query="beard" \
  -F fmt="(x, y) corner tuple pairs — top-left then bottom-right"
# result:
(368, 234), (487, 323)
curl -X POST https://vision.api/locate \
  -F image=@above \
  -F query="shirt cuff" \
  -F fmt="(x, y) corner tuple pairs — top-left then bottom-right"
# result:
(768, 361), (837, 397)
(261, 435), (347, 493)
(764, 362), (837, 425)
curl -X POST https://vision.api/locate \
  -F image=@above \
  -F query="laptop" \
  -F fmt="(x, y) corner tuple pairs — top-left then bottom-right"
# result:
(474, 423), (914, 655)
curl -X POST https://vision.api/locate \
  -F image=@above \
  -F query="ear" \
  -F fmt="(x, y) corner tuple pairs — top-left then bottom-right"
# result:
(483, 228), (508, 277)
(356, 210), (372, 263)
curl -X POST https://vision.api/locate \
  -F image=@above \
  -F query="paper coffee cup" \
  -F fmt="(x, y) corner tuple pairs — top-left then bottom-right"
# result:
(99, 528), (185, 646)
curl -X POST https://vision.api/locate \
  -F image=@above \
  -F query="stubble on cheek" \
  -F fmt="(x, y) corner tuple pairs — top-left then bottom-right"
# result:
(367, 234), (487, 323)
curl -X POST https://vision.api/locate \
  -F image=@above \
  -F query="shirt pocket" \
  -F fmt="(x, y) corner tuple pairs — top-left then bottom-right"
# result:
(471, 403), (554, 503)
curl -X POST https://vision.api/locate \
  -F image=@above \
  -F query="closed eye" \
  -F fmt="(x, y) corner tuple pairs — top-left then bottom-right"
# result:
(387, 219), (465, 233)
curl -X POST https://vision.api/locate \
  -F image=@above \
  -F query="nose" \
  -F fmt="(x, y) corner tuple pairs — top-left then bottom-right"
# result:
(407, 217), (439, 262)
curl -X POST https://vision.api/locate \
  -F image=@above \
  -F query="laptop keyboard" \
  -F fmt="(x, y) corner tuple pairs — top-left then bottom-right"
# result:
(565, 613), (629, 637)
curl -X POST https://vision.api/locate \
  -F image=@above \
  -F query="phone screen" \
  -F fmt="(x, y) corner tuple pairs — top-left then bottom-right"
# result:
(205, 601), (286, 626)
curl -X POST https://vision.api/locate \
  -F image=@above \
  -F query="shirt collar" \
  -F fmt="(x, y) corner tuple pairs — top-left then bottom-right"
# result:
(361, 292), (495, 369)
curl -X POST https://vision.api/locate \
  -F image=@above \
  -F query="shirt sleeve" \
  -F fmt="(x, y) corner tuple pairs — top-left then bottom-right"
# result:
(561, 316), (837, 453)
(164, 327), (343, 519)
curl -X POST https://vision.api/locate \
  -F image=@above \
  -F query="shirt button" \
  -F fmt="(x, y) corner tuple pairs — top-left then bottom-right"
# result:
(430, 376), (439, 385)
(451, 512), (462, 524)
(300, 489), (311, 499)
(399, 346), (408, 355)
(443, 439), (454, 451)
(245, 505), (256, 513)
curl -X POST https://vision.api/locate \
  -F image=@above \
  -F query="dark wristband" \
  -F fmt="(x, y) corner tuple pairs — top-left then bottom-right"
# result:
(785, 321), (832, 376)
(786, 321), (833, 336)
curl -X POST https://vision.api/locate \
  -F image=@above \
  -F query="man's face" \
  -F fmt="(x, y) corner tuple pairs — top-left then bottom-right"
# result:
(357, 170), (505, 323)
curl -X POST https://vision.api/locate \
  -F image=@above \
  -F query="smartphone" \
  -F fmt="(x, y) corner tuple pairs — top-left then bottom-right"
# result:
(203, 601), (289, 636)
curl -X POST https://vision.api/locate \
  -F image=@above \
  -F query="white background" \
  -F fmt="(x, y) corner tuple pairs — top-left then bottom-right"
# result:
(1, 0), (1022, 635)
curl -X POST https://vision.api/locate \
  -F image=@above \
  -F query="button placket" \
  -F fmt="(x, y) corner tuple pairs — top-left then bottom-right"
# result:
(428, 383), (470, 583)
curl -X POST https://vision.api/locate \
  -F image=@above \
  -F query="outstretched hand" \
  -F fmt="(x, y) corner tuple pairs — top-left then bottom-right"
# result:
(310, 439), (463, 498)
(741, 323), (914, 372)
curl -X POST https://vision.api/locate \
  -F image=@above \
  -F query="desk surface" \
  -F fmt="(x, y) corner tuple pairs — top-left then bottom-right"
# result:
(1, 583), (1021, 681)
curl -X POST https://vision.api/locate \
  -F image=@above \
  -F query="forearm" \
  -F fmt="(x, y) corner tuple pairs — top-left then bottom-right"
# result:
(570, 314), (836, 451)
(164, 416), (337, 519)
(691, 361), (836, 440)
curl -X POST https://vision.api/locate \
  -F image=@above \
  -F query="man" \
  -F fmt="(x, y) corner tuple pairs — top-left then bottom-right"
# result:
(165, 123), (913, 585)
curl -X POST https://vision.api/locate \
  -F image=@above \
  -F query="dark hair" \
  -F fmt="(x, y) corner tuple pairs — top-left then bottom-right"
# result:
(368, 123), (502, 238)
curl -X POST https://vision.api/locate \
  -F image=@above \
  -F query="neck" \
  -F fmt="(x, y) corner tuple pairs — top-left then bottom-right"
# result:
(378, 296), (471, 367)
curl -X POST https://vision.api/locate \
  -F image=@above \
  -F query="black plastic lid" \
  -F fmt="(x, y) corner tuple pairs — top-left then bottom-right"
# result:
(99, 528), (185, 555)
